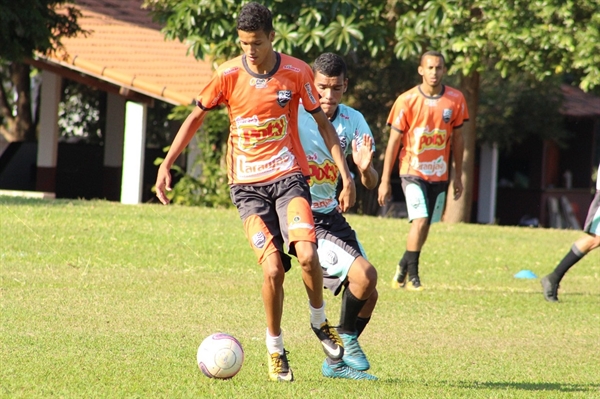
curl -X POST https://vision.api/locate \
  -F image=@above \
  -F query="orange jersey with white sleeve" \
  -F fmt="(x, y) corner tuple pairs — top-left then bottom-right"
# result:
(195, 53), (321, 185)
(387, 85), (469, 182)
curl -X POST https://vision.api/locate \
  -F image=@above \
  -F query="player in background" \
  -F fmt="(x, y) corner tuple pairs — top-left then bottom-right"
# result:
(378, 50), (469, 291)
(298, 53), (378, 380)
(541, 163), (600, 301)
(155, 2), (356, 382)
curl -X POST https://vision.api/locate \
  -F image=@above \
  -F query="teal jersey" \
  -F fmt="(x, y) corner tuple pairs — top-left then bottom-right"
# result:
(299, 103), (375, 214)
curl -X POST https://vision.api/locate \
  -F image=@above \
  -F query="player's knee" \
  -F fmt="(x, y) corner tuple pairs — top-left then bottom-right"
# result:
(295, 242), (318, 270)
(262, 258), (285, 285)
(351, 259), (377, 293)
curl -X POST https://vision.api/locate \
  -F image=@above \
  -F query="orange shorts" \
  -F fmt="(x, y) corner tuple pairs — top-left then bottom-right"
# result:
(230, 173), (316, 268)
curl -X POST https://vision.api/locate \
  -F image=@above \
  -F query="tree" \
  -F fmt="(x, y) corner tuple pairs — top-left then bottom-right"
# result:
(0, 0), (84, 142)
(144, 0), (600, 220)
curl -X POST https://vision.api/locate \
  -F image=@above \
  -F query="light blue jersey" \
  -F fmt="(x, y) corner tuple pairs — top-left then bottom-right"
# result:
(299, 103), (375, 214)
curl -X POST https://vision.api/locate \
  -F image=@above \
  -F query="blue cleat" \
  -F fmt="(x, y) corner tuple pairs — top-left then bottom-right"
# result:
(321, 359), (377, 380)
(340, 332), (370, 371)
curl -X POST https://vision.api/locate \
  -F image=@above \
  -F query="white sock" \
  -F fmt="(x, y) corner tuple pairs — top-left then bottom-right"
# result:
(309, 301), (326, 328)
(266, 328), (284, 355)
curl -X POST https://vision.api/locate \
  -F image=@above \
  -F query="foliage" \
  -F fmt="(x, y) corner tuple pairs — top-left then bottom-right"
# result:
(155, 106), (232, 208)
(57, 80), (105, 144)
(477, 73), (568, 150)
(0, 0), (85, 61)
(144, 0), (600, 92)
(2, 197), (599, 397)
(0, 0), (85, 142)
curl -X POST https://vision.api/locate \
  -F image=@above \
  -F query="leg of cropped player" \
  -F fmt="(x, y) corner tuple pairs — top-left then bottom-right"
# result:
(541, 185), (600, 302)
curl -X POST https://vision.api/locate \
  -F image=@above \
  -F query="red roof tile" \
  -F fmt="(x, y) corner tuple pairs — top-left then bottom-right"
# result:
(34, 0), (214, 105)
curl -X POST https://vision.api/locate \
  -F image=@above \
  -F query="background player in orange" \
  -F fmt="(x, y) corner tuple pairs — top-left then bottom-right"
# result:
(378, 50), (468, 291)
(155, 2), (356, 382)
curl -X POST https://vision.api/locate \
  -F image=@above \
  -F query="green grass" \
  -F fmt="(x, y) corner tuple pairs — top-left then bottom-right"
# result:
(1, 197), (599, 398)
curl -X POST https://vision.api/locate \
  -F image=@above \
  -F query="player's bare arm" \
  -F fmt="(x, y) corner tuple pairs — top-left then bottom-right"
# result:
(377, 129), (403, 206)
(352, 134), (378, 190)
(451, 128), (464, 200)
(155, 106), (208, 204)
(313, 110), (356, 211)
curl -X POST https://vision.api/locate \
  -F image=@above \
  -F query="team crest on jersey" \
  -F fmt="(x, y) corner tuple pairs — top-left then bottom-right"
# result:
(277, 90), (292, 107)
(339, 136), (348, 152)
(442, 108), (453, 123)
(249, 77), (271, 89)
(252, 232), (266, 249)
(324, 250), (338, 265)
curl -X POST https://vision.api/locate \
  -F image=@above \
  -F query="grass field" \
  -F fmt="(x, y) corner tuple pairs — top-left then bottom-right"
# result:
(1, 197), (599, 398)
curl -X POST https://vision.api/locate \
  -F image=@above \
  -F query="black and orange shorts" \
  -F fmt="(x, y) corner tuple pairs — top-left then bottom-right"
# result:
(230, 173), (316, 269)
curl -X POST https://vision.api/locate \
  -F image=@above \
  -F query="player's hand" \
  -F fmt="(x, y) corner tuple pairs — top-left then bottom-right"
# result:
(338, 178), (356, 212)
(378, 181), (392, 206)
(155, 164), (172, 205)
(351, 134), (374, 173)
(453, 176), (463, 200)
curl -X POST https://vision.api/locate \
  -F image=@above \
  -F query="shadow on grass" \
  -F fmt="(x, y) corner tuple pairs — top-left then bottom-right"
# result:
(381, 379), (599, 393)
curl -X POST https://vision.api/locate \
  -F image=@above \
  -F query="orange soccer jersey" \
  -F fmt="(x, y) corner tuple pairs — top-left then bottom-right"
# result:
(196, 53), (320, 185)
(387, 85), (469, 182)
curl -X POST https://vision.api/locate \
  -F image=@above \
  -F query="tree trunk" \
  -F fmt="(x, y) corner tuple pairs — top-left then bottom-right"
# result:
(443, 71), (479, 223)
(0, 62), (36, 142)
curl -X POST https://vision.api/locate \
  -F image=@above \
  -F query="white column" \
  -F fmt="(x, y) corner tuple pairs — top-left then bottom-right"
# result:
(104, 93), (125, 167)
(477, 142), (498, 224)
(37, 70), (61, 168)
(120, 101), (147, 204)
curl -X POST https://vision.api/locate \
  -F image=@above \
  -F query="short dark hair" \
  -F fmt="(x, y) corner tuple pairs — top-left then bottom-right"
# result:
(237, 2), (273, 33)
(313, 53), (347, 80)
(420, 50), (445, 66)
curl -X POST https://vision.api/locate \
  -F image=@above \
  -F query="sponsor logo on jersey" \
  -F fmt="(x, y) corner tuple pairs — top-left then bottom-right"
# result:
(249, 77), (272, 89)
(237, 115), (287, 149)
(312, 198), (334, 209)
(410, 155), (447, 177)
(304, 83), (317, 104)
(413, 127), (447, 154)
(283, 64), (301, 73)
(277, 90), (292, 107)
(252, 231), (266, 248)
(308, 159), (338, 186)
(236, 147), (296, 180)
(442, 108), (453, 123)
(223, 67), (239, 76)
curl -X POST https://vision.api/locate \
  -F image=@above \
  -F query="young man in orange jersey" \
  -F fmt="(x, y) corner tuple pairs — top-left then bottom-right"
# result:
(378, 51), (468, 291)
(155, 2), (356, 382)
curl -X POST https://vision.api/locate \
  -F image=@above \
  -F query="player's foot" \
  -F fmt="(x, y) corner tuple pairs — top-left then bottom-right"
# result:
(267, 350), (294, 382)
(406, 275), (424, 291)
(312, 319), (344, 360)
(541, 275), (559, 302)
(340, 332), (370, 371)
(391, 263), (408, 289)
(321, 359), (377, 380)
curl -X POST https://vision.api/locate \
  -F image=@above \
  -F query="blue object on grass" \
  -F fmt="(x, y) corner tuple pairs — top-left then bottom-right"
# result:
(514, 270), (537, 279)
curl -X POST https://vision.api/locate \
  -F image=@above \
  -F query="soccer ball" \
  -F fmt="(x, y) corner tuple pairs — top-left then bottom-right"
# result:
(197, 333), (244, 379)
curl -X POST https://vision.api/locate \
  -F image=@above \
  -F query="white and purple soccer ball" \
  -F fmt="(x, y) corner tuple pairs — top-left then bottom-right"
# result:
(197, 333), (244, 379)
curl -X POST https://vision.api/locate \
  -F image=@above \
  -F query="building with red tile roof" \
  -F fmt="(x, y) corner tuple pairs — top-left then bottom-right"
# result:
(29, 0), (214, 105)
